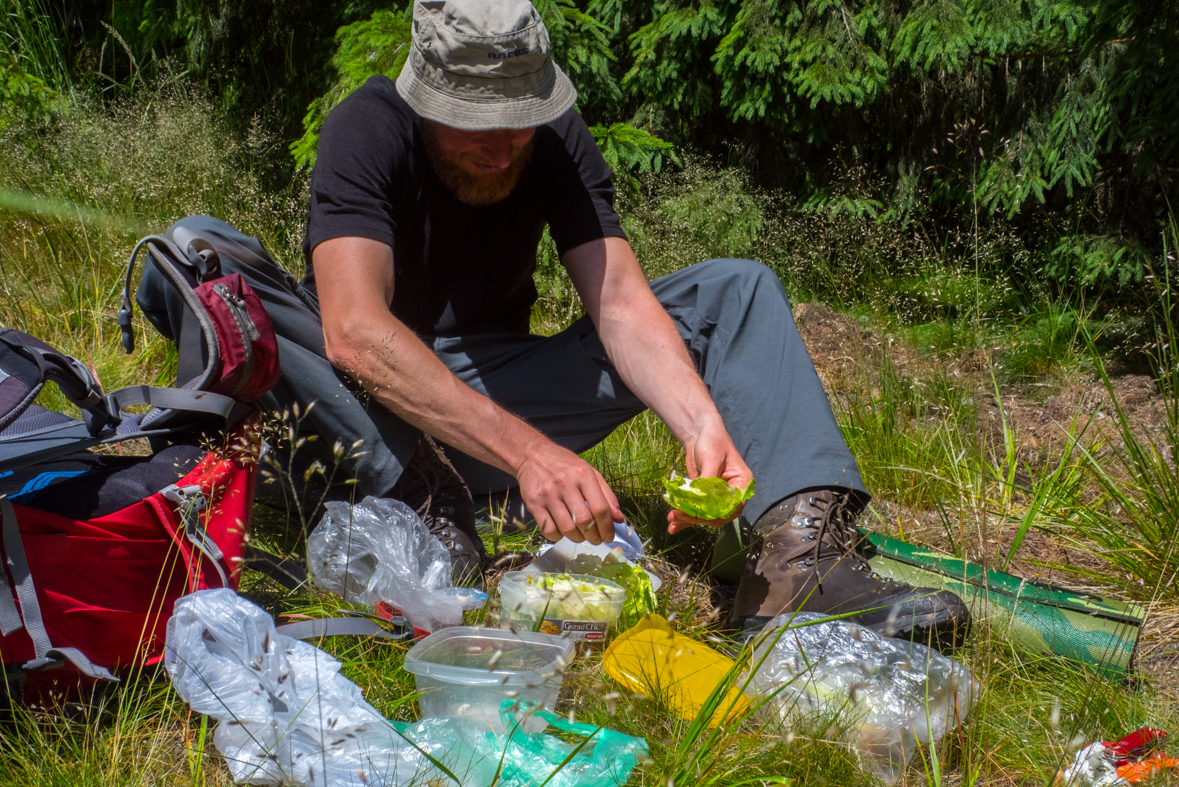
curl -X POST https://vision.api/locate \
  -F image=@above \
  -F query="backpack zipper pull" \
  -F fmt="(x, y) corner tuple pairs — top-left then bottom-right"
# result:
(213, 283), (262, 340)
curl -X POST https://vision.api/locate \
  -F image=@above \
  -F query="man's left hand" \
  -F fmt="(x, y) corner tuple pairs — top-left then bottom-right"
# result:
(561, 237), (752, 536)
(667, 419), (754, 534)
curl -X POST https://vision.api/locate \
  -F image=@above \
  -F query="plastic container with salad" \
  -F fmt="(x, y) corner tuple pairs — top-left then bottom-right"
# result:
(499, 571), (625, 641)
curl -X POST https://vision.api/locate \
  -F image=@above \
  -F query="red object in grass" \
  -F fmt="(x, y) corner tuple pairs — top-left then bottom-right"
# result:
(1117, 752), (1179, 783)
(1104, 727), (1169, 766)
(375, 599), (431, 640)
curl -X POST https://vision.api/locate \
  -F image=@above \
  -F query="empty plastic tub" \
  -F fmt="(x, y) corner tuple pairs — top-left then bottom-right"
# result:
(403, 626), (573, 734)
(499, 571), (626, 641)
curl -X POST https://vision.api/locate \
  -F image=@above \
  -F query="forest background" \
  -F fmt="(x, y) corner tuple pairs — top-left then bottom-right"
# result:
(2, 0), (1179, 785)
(8, 0), (1179, 301)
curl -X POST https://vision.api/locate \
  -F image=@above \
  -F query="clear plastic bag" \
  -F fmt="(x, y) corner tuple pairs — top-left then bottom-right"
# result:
(751, 612), (979, 784)
(306, 495), (486, 632)
(166, 589), (645, 787)
(165, 588), (432, 786)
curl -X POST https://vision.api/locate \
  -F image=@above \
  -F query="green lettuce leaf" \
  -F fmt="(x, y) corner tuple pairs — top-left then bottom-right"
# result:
(661, 474), (755, 520)
(617, 568), (657, 630)
(593, 560), (657, 630)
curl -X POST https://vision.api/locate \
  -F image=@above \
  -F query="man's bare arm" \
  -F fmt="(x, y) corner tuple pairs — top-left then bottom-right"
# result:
(563, 237), (753, 532)
(313, 236), (621, 543)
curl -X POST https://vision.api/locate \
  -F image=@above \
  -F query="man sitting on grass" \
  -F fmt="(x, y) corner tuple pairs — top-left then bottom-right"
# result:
(140, 0), (968, 644)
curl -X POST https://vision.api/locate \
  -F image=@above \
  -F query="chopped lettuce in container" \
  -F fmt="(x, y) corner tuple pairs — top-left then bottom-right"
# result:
(499, 572), (626, 641)
(662, 473), (755, 521)
(545, 548), (658, 631)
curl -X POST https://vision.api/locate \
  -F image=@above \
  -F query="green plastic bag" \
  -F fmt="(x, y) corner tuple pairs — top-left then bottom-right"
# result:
(662, 473), (755, 520)
(394, 700), (648, 787)
(862, 531), (1144, 676)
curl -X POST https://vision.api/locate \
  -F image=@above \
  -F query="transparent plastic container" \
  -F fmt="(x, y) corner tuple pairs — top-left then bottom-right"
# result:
(403, 626), (573, 734)
(499, 571), (625, 641)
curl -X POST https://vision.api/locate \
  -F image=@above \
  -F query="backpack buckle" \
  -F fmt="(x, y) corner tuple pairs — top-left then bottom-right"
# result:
(162, 484), (228, 586)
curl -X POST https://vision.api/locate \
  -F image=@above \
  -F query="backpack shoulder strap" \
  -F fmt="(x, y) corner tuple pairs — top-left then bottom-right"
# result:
(0, 329), (111, 434)
(0, 384), (238, 473)
(118, 235), (222, 392)
(275, 615), (411, 642)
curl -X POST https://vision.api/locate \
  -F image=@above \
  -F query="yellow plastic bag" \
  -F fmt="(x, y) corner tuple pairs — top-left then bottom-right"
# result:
(602, 614), (749, 727)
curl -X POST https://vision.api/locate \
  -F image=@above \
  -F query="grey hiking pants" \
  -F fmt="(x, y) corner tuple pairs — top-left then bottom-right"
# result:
(138, 215), (867, 580)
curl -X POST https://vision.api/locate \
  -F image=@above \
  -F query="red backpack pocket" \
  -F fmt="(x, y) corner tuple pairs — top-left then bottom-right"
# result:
(194, 273), (280, 402)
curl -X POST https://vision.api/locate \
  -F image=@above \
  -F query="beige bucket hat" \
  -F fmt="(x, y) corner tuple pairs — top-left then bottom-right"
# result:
(395, 0), (578, 130)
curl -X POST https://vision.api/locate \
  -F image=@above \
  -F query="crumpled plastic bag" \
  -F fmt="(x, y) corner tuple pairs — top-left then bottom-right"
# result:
(166, 589), (645, 787)
(751, 612), (979, 784)
(165, 588), (432, 786)
(306, 495), (486, 632)
(1060, 743), (1130, 787)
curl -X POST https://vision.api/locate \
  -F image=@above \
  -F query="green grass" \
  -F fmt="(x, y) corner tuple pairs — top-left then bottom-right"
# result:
(1044, 239), (1179, 600)
(0, 83), (305, 403)
(2, 84), (1179, 787)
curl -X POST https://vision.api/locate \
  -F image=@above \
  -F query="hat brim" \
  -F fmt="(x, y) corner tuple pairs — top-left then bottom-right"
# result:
(396, 60), (577, 130)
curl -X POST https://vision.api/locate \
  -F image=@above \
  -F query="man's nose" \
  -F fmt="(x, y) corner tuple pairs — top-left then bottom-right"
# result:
(481, 134), (518, 169)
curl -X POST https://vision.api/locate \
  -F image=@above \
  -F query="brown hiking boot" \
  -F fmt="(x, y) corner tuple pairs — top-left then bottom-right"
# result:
(389, 435), (486, 589)
(729, 489), (970, 648)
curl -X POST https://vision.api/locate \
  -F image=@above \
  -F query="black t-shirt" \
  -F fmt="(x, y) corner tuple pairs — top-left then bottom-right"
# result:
(303, 75), (626, 337)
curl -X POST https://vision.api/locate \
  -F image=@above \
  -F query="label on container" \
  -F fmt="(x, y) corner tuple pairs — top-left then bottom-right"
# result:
(539, 619), (609, 640)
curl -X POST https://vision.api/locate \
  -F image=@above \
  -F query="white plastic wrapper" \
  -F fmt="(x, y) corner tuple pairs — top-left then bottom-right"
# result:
(751, 612), (979, 784)
(532, 520), (662, 591)
(306, 496), (486, 632)
(1059, 743), (1129, 787)
(165, 589), (437, 786)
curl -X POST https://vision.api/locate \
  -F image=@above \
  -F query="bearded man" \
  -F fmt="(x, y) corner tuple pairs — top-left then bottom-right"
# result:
(139, 0), (969, 643)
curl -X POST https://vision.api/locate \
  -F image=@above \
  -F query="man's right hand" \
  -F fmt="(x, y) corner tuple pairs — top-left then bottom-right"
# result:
(315, 237), (623, 546)
(515, 441), (621, 546)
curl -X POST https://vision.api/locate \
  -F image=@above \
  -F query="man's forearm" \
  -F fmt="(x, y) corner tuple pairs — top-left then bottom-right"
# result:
(568, 237), (753, 514)
(313, 238), (550, 475)
(597, 294), (723, 444)
(567, 237), (724, 446)
(327, 307), (548, 477)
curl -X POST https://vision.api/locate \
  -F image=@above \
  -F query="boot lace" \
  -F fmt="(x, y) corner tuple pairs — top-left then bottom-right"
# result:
(800, 493), (879, 588)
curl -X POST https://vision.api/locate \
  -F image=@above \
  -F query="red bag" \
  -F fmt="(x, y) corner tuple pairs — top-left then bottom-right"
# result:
(0, 427), (258, 704)
(194, 273), (280, 402)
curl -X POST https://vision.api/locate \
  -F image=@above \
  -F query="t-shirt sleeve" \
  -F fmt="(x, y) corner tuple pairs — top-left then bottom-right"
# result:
(304, 85), (407, 263)
(544, 110), (627, 258)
